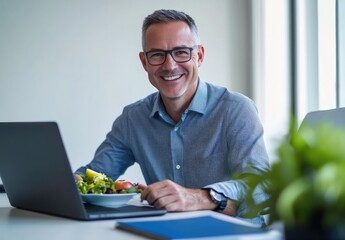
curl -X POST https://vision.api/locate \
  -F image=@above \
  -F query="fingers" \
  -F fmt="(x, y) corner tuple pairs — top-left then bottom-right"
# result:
(140, 180), (187, 211)
(140, 181), (166, 203)
(137, 183), (147, 190)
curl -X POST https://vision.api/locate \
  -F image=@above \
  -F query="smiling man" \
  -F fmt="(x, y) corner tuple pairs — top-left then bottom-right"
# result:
(139, 20), (203, 123)
(76, 9), (270, 225)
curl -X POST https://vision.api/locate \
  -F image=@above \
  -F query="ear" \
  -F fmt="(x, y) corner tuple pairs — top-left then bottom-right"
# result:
(197, 45), (205, 67)
(139, 52), (148, 72)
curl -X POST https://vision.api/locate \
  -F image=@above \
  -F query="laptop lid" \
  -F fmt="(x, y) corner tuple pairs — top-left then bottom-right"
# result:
(0, 122), (166, 220)
(300, 107), (345, 129)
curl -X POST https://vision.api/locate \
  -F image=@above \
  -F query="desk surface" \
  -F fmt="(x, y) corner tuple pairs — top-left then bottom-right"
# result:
(0, 193), (282, 240)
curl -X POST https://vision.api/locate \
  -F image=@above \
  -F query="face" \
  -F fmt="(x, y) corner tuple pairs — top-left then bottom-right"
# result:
(139, 21), (204, 104)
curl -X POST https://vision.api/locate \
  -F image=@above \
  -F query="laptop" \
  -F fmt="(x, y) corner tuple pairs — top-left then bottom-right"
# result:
(0, 122), (166, 220)
(300, 107), (345, 129)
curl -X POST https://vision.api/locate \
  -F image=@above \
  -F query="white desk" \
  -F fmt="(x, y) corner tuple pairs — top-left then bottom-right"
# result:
(0, 193), (283, 240)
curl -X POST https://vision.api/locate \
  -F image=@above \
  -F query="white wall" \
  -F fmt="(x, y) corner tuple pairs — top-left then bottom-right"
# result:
(0, 0), (253, 183)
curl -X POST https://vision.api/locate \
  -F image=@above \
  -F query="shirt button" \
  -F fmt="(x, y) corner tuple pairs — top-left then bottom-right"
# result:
(176, 164), (181, 170)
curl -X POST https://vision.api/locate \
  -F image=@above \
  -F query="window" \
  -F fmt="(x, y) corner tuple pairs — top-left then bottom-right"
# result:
(253, 0), (343, 161)
(252, 0), (291, 160)
(338, 0), (345, 106)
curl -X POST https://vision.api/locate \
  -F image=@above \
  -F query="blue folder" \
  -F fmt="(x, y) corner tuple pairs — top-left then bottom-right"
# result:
(117, 215), (268, 239)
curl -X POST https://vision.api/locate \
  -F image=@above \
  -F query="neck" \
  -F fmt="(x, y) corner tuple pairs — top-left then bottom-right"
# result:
(160, 79), (199, 123)
(162, 97), (190, 123)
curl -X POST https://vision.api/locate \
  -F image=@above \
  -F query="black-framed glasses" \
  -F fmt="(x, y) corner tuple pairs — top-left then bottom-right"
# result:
(145, 46), (198, 66)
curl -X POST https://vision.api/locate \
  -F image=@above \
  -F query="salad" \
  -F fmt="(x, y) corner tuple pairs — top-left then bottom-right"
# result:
(76, 169), (141, 194)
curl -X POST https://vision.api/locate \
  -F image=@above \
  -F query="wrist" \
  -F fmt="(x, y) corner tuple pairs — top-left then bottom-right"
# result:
(209, 189), (227, 212)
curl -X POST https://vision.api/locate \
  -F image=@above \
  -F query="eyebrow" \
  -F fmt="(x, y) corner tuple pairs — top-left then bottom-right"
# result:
(146, 45), (191, 52)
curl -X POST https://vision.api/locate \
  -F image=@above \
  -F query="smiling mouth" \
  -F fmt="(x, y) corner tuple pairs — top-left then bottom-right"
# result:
(161, 74), (183, 81)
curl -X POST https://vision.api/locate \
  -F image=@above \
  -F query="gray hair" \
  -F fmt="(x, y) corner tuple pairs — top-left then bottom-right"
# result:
(141, 9), (201, 50)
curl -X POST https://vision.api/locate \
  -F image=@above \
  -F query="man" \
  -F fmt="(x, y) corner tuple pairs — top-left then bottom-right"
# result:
(76, 9), (270, 224)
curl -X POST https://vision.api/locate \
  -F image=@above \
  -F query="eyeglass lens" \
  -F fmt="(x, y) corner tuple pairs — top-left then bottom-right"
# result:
(146, 48), (193, 65)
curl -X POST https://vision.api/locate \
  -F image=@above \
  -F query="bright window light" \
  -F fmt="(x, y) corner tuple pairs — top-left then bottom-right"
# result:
(318, 0), (337, 110)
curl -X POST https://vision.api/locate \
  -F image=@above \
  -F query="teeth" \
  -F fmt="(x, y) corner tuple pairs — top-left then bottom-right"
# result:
(162, 75), (181, 81)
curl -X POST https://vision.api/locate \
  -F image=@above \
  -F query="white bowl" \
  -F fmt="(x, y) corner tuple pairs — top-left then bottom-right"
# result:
(81, 193), (137, 208)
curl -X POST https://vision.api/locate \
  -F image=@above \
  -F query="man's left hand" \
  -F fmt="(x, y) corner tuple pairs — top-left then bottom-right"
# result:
(139, 179), (215, 212)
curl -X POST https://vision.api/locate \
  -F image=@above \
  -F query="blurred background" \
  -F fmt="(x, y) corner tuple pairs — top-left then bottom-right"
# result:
(0, 0), (344, 184)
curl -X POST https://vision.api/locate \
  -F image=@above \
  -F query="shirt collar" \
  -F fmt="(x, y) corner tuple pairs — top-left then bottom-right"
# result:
(150, 79), (208, 118)
(188, 80), (207, 114)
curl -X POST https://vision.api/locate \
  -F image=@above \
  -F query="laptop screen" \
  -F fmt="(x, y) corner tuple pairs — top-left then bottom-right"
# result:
(0, 122), (166, 220)
(301, 107), (345, 129)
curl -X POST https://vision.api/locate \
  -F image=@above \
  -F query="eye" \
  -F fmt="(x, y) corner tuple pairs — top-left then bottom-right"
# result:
(147, 51), (165, 59)
(173, 49), (190, 57)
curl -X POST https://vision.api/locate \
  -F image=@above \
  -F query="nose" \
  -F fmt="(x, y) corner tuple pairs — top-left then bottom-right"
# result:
(161, 52), (177, 69)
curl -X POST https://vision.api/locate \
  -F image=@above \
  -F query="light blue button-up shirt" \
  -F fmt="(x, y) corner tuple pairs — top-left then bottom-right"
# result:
(76, 80), (270, 221)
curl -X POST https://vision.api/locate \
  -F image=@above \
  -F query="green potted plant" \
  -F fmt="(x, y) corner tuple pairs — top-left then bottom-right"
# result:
(245, 120), (345, 239)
